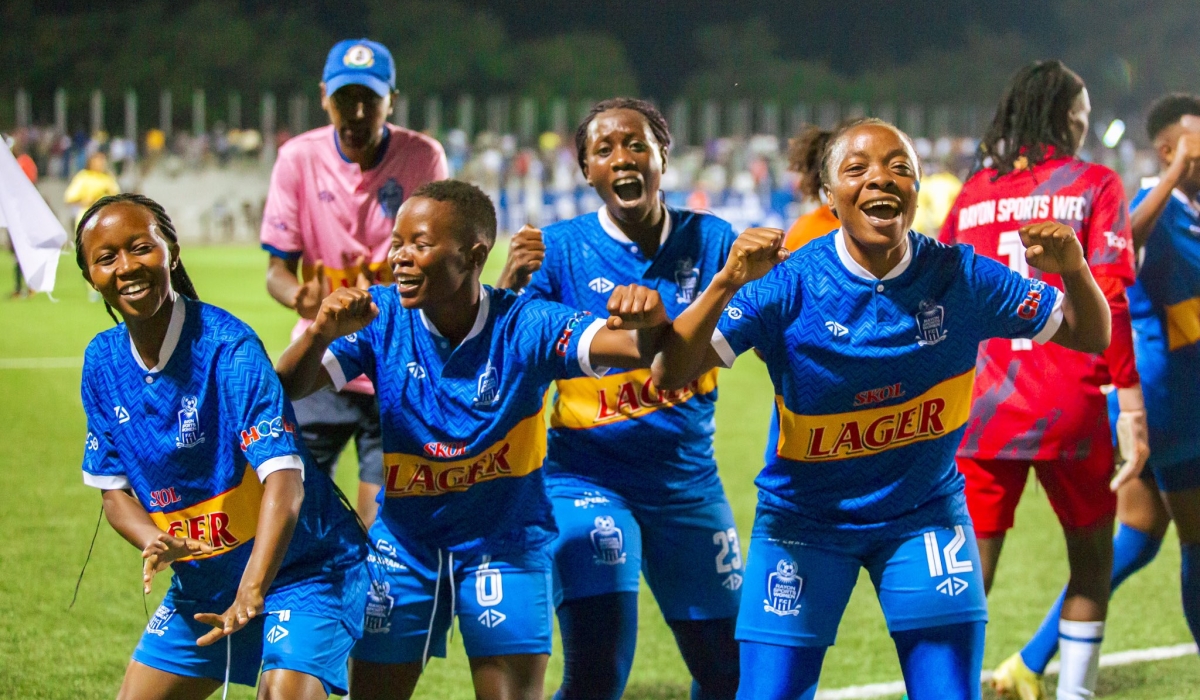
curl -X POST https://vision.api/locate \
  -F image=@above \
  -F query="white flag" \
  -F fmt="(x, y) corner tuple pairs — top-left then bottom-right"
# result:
(0, 147), (68, 293)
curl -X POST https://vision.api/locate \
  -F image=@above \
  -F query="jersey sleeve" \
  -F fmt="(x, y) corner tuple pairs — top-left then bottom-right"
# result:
(1084, 172), (1135, 285)
(322, 287), (383, 390)
(963, 250), (1063, 344)
(938, 192), (962, 245)
(260, 147), (304, 260)
(516, 299), (606, 381)
(422, 139), (451, 183)
(80, 357), (128, 490)
(711, 267), (794, 367)
(218, 337), (306, 481)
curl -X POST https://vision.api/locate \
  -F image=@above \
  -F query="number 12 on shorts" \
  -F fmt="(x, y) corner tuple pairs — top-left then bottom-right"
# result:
(923, 525), (974, 577)
(714, 528), (743, 573)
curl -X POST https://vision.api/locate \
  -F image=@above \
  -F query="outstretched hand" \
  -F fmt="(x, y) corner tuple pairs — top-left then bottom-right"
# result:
(1021, 221), (1085, 276)
(142, 533), (213, 594)
(717, 227), (789, 288)
(310, 287), (379, 343)
(606, 284), (668, 330)
(194, 585), (265, 647)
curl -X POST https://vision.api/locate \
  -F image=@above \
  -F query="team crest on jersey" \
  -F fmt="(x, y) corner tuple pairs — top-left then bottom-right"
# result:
(589, 515), (626, 565)
(763, 559), (802, 616)
(378, 178), (403, 218)
(343, 44), (375, 68)
(474, 360), (499, 406)
(146, 605), (173, 636)
(588, 277), (615, 294)
(914, 300), (948, 346)
(175, 396), (206, 449)
(675, 258), (700, 304)
(364, 581), (396, 634)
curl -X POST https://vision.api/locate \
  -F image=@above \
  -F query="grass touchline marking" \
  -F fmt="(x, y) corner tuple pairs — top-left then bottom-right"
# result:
(813, 642), (1198, 699)
(0, 357), (84, 369)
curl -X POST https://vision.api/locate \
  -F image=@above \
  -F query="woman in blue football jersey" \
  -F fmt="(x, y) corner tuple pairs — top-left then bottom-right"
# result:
(497, 98), (742, 700)
(652, 120), (1112, 700)
(276, 180), (669, 700)
(76, 194), (367, 700)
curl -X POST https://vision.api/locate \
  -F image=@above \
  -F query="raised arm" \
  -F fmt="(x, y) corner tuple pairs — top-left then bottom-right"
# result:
(275, 285), (378, 400)
(654, 228), (789, 390)
(585, 284), (671, 369)
(496, 225), (546, 292)
(1021, 221), (1110, 353)
(1130, 131), (1200, 251)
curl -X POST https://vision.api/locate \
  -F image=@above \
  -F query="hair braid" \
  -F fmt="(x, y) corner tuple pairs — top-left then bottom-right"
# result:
(976, 60), (1086, 178)
(75, 193), (200, 324)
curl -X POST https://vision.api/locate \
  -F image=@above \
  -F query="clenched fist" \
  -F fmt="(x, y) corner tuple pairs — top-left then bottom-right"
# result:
(606, 284), (668, 330)
(1020, 221), (1085, 276)
(716, 227), (789, 288)
(310, 287), (379, 343)
(497, 225), (546, 290)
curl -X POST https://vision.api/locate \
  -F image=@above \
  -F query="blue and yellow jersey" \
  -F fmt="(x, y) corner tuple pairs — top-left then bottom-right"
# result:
(1127, 184), (1200, 466)
(80, 297), (366, 613)
(713, 231), (1062, 545)
(526, 207), (737, 502)
(324, 284), (606, 555)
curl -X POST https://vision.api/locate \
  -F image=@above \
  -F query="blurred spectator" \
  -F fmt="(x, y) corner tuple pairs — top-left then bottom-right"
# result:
(782, 124), (840, 250)
(64, 151), (120, 229)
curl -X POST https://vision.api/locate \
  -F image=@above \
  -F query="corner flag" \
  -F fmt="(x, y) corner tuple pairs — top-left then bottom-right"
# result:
(0, 145), (67, 293)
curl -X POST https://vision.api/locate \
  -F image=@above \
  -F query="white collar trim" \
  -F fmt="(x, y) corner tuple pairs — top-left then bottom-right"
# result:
(129, 292), (184, 373)
(1171, 188), (1200, 217)
(597, 205), (671, 250)
(419, 284), (490, 343)
(835, 229), (912, 282)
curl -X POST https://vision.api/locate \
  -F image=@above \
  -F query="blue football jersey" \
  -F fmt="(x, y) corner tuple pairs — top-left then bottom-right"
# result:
(714, 231), (1062, 545)
(526, 207), (737, 502)
(324, 284), (605, 556)
(80, 297), (366, 608)
(1127, 185), (1200, 467)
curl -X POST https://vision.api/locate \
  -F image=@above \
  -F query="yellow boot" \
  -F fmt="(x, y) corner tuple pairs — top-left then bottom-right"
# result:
(992, 652), (1047, 700)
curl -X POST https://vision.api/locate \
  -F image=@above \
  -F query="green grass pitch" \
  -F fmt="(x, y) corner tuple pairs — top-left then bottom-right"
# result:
(0, 243), (1196, 698)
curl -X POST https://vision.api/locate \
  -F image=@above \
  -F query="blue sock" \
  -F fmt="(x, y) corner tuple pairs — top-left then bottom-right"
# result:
(667, 618), (739, 700)
(1182, 543), (1200, 646)
(893, 621), (986, 700)
(1020, 523), (1162, 673)
(735, 641), (825, 700)
(553, 592), (638, 700)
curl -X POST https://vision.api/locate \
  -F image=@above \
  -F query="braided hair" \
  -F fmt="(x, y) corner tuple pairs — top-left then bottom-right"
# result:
(787, 124), (836, 202)
(74, 193), (200, 324)
(575, 97), (672, 174)
(977, 60), (1086, 177)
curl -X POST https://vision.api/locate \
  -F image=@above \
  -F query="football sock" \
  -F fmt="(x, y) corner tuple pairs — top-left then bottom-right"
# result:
(1020, 524), (1161, 673)
(667, 617), (740, 700)
(893, 621), (985, 700)
(1181, 542), (1200, 645)
(1056, 620), (1104, 699)
(735, 641), (825, 700)
(554, 592), (639, 700)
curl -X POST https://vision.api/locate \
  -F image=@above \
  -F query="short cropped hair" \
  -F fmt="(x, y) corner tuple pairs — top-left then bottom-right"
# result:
(410, 179), (497, 245)
(1147, 93), (1200, 141)
(575, 97), (672, 173)
(821, 117), (921, 187)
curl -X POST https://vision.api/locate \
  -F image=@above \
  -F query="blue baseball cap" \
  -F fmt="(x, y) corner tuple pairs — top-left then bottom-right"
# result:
(322, 39), (396, 97)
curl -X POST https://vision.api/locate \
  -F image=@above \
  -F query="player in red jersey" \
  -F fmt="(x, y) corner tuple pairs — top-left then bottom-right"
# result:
(940, 60), (1150, 700)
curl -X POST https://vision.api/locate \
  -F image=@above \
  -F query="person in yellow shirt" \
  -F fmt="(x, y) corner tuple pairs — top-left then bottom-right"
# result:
(912, 165), (962, 237)
(782, 124), (841, 251)
(65, 151), (121, 228)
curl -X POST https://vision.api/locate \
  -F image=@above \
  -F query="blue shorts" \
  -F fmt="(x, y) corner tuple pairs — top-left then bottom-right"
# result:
(548, 480), (743, 621)
(351, 519), (554, 663)
(131, 566), (368, 695)
(1151, 456), (1200, 492)
(736, 526), (988, 648)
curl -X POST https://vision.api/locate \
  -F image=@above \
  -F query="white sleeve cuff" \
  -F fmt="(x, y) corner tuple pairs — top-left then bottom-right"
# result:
(1031, 291), (1065, 345)
(82, 472), (131, 490)
(711, 329), (737, 368)
(577, 318), (610, 379)
(256, 455), (305, 482)
(322, 349), (348, 391)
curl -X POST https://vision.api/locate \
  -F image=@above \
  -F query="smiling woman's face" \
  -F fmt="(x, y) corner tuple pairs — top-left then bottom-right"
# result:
(79, 202), (176, 321)
(824, 123), (920, 251)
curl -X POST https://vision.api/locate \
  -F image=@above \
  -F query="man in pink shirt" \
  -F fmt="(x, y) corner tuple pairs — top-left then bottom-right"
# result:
(261, 38), (449, 524)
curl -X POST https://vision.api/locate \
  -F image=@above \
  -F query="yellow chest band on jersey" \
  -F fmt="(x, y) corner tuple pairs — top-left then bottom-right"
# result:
(776, 370), (975, 462)
(382, 409), (548, 497)
(146, 465), (263, 560)
(550, 368), (719, 430)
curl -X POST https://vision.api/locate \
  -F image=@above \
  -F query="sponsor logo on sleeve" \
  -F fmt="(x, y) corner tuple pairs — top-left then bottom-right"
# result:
(239, 416), (297, 452)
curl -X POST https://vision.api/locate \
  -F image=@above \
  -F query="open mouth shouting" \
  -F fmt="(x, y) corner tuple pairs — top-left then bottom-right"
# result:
(394, 273), (423, 296)
(611, 175), (645, 203)
(860, 196), (904, 227)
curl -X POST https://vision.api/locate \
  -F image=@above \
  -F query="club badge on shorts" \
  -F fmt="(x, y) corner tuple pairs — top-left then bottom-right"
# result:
(589, 515), (626, 565)
(764, 559), (802, 616)
(364, 581), (395, 634)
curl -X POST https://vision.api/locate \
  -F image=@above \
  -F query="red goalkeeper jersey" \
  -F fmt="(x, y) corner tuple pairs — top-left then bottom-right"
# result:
(939, 155), (1138, 460)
